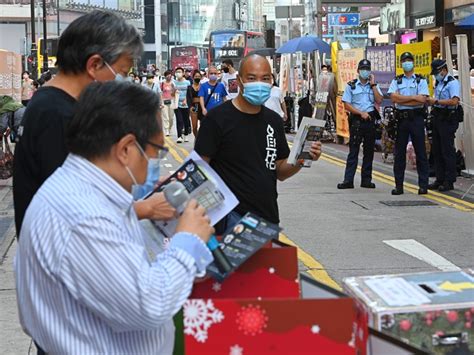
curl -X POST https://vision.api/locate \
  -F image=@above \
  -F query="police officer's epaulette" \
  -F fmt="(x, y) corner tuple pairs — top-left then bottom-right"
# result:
(436, 75), (455, 87)
(395, 74), (404, 84)
(347, 79), (357, 90)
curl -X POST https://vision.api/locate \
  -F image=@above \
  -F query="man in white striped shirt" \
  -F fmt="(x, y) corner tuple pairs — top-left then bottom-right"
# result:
(15, 81), (214, 354)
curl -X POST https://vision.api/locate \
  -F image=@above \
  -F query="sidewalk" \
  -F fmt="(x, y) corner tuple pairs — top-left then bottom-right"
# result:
(0, 177), (34, 353)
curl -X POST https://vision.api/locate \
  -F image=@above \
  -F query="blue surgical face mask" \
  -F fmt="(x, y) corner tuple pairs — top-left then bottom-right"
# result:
(435, 73), (445, 82)
(241, 80), (272, 106)
(104, 61), (125, 81)
(359, 70), (370, 80)
(402, 61), (414, 72)
(125, 143), (162, 200)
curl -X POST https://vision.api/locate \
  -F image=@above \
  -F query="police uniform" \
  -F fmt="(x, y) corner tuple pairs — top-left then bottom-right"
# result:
(429, 59), (460, 191)
(338, 59), (382, 189)
(387, 52), (430, 195)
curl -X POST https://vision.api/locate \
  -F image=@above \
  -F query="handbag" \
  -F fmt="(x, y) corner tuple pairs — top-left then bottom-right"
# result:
(0, 132), (13, 180)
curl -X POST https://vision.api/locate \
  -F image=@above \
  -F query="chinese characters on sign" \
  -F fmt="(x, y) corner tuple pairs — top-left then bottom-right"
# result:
(336, 48), (365, 91)
(366, 45), (396, 98)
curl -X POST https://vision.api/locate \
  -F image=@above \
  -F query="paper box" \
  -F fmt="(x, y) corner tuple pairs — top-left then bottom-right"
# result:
(343, 270), (474, 354)
(192, 244), (299, 299)
(183, 298), (360, 354)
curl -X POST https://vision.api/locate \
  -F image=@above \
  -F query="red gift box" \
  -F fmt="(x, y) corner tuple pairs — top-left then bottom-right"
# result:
(191, 244), (299, 299)
(183, 298), (360, 354)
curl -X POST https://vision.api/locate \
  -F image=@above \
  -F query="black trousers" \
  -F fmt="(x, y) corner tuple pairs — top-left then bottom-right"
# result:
(432, 111), (459, 184)
(174, 107), (191, 137)
(393, 111), (429, 189)
(343, 116), (375, 183)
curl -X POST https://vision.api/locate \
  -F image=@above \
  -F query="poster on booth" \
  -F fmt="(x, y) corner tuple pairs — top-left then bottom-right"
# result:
(183, 298), (365, 354)
(336, 48), (365, 93)
(336, 95), (350, 138)
(395, 41), (433, 95)
(0, 50), (22, 102)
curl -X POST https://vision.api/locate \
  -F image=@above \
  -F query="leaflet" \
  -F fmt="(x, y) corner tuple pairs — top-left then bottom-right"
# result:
(288, 117), (326, 168)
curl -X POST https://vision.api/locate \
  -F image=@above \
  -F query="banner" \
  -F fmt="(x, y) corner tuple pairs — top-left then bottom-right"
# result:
(395, 40), (433, 95)
(336, 95), (349, 138)
(331, 41), (339, 74)
(0, 50), (22, 102)
(279, 54), (290, 94)
(336, 48), (365, 93)
(366, 45), (396, 96)
(314, 72), (335, 121)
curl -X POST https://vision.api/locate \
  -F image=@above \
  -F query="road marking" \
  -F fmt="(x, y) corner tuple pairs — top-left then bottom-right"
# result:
(279, 233), (341, 291)
(165, 139), (340, 289)
(383, 239), (461, 272)
(164, 163), (173, 168)
(319, 152), (474, 212)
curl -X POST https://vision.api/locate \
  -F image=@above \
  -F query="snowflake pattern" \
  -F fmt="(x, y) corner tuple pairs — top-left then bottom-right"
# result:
(236, 304), (268, 336)
(184, 299), (224, 343)
(311, 325), (321, 334)
(229, 344), (244, 355)
(212, 282), (222, 292)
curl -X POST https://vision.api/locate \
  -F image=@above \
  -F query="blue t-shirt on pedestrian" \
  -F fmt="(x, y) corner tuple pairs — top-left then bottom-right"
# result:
(198, 81), (228, 111)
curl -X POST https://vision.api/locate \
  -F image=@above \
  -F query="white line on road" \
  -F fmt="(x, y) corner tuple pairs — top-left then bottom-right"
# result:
(163, 164), (173, 168)
(383, 239), (461, 272)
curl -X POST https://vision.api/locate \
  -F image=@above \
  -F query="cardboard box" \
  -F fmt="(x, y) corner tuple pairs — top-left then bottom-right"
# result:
(343, 270), (474, 354)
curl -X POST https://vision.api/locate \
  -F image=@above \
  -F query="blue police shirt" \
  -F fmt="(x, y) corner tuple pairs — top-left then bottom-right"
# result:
(388, 74), (429, 110)
(434, 75), (460, 109)
(341, 79), (382, 113)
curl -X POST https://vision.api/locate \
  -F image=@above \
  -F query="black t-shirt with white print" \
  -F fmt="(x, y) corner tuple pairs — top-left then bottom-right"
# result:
(195, 100), (290, 224)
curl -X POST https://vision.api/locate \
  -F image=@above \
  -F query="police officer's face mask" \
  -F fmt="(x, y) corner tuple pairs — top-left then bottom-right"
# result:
(359, 70), (370, 80)
(402, 61), (414, 72)
(435, 72), (445, 82)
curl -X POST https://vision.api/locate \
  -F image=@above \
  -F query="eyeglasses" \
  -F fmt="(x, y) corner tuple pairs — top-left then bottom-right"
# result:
(146, 141), (169, 159)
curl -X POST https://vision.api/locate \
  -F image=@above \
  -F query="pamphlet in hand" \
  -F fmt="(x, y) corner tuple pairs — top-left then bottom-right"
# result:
(146, 151), (239, 238)
(288, 117), (326, 168)
(207, 212), (281, 281)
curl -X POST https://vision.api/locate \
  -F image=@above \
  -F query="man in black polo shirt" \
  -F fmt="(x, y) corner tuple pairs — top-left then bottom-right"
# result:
(195, 55), (321, 230)
(13, 10), (175, 236)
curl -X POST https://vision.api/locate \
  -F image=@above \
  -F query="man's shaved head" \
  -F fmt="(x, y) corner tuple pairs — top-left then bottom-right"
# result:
(239, 54), (272, 76)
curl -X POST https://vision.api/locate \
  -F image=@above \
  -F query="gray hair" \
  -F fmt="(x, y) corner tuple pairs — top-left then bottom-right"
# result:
(56, 10), (143, 74)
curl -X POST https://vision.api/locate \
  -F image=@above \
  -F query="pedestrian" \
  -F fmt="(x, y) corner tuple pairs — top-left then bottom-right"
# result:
(337, 59), (383, 190)
(13, 10), (174, 239)
(173, 67), (191, 143)
(184, 68), (193, 85)
(387, 52), (430, 195)
(221, 59), (239, 99)
(21, 71), (34, 106)
(15, 81), (214, 354)
(264, 73), (288, 121)
(195, 54), (321, 233)
(426, 59), (461, 192)
(187, 69), (203, 138)
(160, 70), (176, 136)
(199, 66), (228, 117)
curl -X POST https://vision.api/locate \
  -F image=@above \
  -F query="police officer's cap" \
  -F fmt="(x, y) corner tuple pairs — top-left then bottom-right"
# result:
(400, 52), (414, 61)
(430, 59), (447, 75)
(358, 59), (371, 70)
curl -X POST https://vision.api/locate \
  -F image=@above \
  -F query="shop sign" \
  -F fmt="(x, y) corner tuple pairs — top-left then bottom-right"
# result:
(380, 2), (406, 33)
(413, 14), (436, 29)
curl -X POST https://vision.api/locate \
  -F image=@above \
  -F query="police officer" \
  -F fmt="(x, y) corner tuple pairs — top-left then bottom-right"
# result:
(337, 59), (383, 189)
(426, 59), (460, 192)
(388, 52), (430, 195)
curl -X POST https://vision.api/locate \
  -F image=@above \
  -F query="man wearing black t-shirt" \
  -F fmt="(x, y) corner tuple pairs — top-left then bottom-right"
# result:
(13, 11), (175, 236)
(195, 55), (321, 229)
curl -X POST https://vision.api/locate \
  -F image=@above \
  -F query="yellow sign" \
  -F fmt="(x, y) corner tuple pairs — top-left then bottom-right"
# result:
(395, 40), (433, 95)
(336, 48), (365, 93)
(439, 281), (474, 292)
(331, 41), (339, 74)
(336, 95), (349, 138)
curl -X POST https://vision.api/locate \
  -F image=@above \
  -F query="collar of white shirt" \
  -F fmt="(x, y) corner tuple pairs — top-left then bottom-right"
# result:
(64, 154), (135, 213)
